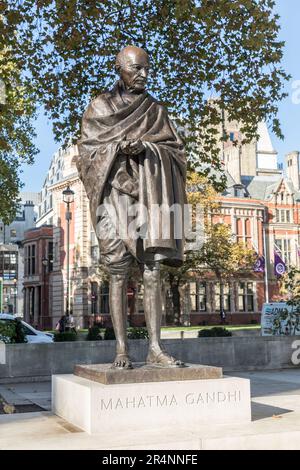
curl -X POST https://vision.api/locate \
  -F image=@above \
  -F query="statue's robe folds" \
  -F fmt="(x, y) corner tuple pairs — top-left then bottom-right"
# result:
(77, 81), (187, 268)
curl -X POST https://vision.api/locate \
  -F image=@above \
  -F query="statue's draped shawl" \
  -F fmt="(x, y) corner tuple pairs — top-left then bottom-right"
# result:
(77, 81), (187, 266)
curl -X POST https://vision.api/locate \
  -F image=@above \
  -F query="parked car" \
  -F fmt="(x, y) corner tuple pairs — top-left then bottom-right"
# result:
(0, 314), (54, 343)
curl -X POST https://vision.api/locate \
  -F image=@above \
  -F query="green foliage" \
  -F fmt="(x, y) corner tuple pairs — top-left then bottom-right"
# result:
(197, 223), (257, 280)
(0, 319), (27, 343)
(198, 327), (232, 337)
(0, 14), (37, 223)
(271, 307), (300, 336)
(104, 327), (116, 341)
(280, 267), (300, 305)
(86, 325), (102, 341)
(1, 0), (289, 206)
(127, 327), (149, 339)
(15, 318), (27, 343)
(103, 326), (149, 340)
(54, 331), (77, 342)
(0, 321), (15, 343)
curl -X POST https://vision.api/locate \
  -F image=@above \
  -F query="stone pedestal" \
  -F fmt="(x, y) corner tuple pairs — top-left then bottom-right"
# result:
(74, 362), (222, 385)
(52, 364), (251, 434)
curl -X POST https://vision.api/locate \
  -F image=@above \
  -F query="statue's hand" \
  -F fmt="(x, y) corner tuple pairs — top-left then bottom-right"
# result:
(128, 139), (145, 155)
(119, 139), (145, 155)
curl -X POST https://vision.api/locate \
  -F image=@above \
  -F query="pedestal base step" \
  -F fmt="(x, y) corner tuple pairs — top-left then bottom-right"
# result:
(52, 371), (251, 434)
(74, 362), (222, 385)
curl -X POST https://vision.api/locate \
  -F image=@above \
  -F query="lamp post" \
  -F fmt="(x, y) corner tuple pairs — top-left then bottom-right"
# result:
(0, 277), (3, 313)
(259, 211), (269, 304)
(13, 278), (17, 314)
(62, 186), (75, 317)
(42, 257), (48, 328)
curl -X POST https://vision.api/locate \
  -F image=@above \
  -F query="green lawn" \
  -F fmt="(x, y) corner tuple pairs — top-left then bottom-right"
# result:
(47, 324), (260, 334)
(161, 324), (260, 331)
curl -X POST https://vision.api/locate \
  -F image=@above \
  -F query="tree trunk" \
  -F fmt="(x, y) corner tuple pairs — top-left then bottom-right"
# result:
(219, 278), (226, 324)
(180, 281), (191, 326)
(168, 274), (181, 325)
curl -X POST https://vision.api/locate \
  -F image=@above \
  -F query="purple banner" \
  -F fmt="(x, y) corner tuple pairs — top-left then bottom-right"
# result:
(254, 255), (265, 273)
(274, 251), (286, 277)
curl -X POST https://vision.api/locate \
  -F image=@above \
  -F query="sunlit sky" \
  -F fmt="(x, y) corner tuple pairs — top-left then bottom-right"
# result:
(21, 0), (300, 192)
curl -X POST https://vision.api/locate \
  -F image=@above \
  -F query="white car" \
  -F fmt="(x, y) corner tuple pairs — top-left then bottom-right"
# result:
(0, 314), (54, 343)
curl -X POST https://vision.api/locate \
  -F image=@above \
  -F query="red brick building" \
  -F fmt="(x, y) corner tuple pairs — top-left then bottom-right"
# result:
(22, 225), (53, 329)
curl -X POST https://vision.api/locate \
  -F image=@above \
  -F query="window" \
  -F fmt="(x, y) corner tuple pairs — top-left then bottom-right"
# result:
(24, 244), (36, 276)
(31, 245), (36, 275)
(236, 218), (243, 243)
(245, 218), (252, 247)
(10, 229), (17, 238)
(229, 132), (235, 142)
(21, 324), (36, 336)
(190, 282), (207, 312)
(100, 282), (110, 314)
(238, 282), (254, 312)
(91, 282), (98, 315)
(214, 283), (230, 312)
(0, 251), (18, 280)
(275, 209), (292, 223)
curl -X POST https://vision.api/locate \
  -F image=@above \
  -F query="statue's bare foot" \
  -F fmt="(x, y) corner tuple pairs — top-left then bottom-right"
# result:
(146, 348), (185, 368)
(112, 354), (133, 369)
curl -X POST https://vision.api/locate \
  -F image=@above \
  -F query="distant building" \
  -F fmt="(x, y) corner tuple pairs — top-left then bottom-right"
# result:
(0, 193), (39, 244)
(0, 244), (23, 314)
(0, 193), (39, 314)
(191, 122), (300, 325)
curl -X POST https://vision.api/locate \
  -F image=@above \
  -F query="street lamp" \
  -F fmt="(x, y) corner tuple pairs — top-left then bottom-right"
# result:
(0, 277), (3, 313)
(13, 278), (17, 314)
(62, 186), (75, 317)
(42, 257), (48, 328)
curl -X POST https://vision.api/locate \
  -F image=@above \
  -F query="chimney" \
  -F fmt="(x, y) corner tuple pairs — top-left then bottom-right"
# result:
(286, 151), (300, 191)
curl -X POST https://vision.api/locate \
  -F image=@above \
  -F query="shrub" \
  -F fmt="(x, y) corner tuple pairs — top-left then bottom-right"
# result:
(0, 322), (16, 343)
(198, 327), (232, 338)
(104, 327), (116, 340)
(16, 319), (27, 343)
(54, 331), (77, 342)
(86, 325), (102, 341)
(0, 319), (27, 344)
(127, 327), (149, 339)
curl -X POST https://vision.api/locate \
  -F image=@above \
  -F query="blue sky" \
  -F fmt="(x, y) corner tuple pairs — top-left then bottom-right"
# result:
(21, 0), (300, 191)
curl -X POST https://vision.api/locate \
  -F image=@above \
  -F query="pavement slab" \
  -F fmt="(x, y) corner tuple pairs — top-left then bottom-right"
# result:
(0, 369), (300, 449)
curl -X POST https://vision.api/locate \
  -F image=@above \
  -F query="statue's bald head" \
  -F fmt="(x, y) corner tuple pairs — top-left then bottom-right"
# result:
(115, 45), (150, 94)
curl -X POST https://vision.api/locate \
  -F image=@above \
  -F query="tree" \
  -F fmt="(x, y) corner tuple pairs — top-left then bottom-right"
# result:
(280, 267), (300, 305)
(1, 0), (289, 219)
(197, 223), (256, 313)
(0, 28), (37, 222)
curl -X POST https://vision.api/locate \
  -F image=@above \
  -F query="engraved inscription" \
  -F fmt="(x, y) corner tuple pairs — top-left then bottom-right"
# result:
(100, 390), (241, 411)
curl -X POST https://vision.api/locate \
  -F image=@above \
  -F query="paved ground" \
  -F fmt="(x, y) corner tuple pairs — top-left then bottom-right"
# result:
(0, 369), (300, 449)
